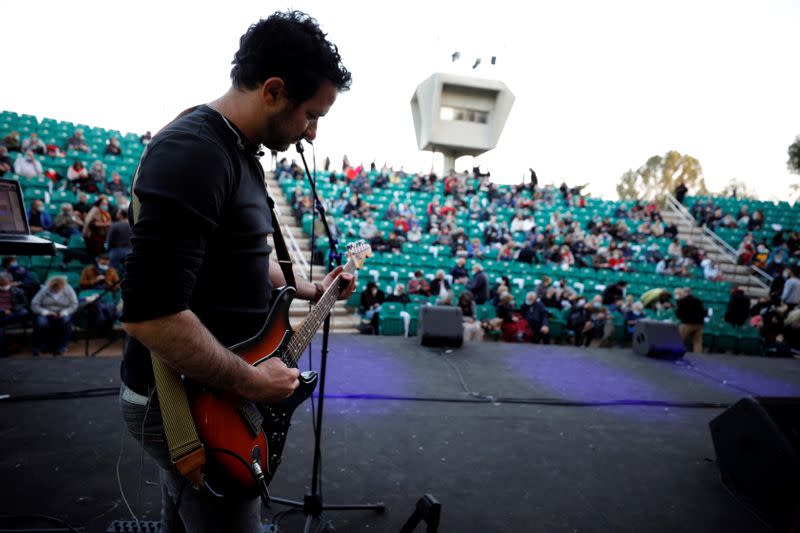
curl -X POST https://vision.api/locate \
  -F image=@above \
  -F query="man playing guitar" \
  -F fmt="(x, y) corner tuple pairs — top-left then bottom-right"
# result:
(119, 11), (355, 532)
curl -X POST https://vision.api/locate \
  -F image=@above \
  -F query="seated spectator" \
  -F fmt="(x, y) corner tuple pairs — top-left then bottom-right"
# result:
(519, 292), (550, 344)
(667, 238), (682, 258)
(3, 131), (22, 152)
(567, 298), (593, 346)
(497, 241), (515, 262)
(384, 202), (400, 220)
(751, 244), (769, 270)
(496, 293), (531, 343)
(625, 301), (646, 339)
(748, 209), (765, 231)
(466, 237), (486, 259)
(517, 239), (537, 264)
(0, 273), (29, 357)
(105, 171), (127, 196)
(457, 291), (483, 342)
(701, 258), (722, 281)
(608, 249), (627, 271)
(655, 257), (674, 276)
(586, 298), (613, 347)
(21, 133), (46, 155)
(79, 255), (120, 335)
(79, 254), (121, 292)
(429, 270), (451, 301)
(140, 131), (152, 145)
(450, 257), (470, 284)
(84, 160), (106, 193)
(0, 147), (13, 177)
(467, 263), (489, 304)
(385, 231), (403, 254)
(535, 275), (554, 299)
(31, 276), (78, 356)
(53, 203), (83, 238)
(27, 200), (52, 233)
(406, 220), (422, 243)
(393, 215), (410, 235)
(2, 256), (41, 302)
(358, 217), (378, 240)
(676, 288), (705, 353)
(359, 282), (384, 335)
(104, 135), (122, 156)
(66, 161), (89, 190)
(592, 249), (610, 270)
(13, 150), (44, 178)
(72, 193), (92, 220)
(386, 283), (410, 304)
(541, 287), (561, 309)
(490, 276), (512, 306)
(407, 270), (430, 296)
(66, 129), (89, 152)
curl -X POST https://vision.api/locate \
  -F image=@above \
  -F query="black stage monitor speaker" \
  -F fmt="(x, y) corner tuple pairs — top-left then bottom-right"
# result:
(418, 305), (463, 348)
(709, 397), (800, 532)
(632, 320), (686, 359)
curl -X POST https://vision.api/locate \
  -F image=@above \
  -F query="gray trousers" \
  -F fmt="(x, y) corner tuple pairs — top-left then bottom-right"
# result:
(119, 385), (262, 533)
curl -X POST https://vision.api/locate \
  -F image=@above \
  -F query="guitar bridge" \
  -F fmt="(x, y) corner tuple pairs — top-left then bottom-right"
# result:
(238, 401), (264, 437)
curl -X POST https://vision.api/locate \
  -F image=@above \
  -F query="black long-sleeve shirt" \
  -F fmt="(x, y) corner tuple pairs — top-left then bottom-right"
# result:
(120, 105), (273, 394)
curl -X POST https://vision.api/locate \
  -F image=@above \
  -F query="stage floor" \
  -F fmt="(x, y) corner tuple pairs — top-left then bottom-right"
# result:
(1, 335), (799, 532)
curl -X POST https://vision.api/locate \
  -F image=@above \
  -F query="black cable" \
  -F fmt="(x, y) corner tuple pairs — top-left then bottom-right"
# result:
(321, 392), (730, 409)
(672, 359), (759, 398)
(0, 514), (82, 533)
(0, 387), (120, 402)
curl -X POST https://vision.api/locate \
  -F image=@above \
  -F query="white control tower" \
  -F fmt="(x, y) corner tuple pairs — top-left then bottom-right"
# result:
(410, 72), (515, 171)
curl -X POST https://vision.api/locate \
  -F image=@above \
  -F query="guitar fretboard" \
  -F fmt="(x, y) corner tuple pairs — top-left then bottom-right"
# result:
(282, 260), (358, 365)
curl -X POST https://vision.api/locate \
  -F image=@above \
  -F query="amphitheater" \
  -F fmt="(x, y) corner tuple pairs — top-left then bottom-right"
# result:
(1, 109), (799, 533)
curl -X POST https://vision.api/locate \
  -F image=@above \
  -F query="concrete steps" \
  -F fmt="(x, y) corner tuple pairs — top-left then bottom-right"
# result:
(265, 172), (361, 333)
(661, 206), (769, 299)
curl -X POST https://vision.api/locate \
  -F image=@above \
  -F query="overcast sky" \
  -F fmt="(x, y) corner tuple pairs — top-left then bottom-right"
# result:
(3, 0), (799, 199)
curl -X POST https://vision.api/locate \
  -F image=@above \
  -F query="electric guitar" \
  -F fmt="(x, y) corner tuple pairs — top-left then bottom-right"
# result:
(189, 240), (372, 497)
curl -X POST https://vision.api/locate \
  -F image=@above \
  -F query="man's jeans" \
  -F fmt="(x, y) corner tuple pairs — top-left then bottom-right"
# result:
(119, 385), (262, 533)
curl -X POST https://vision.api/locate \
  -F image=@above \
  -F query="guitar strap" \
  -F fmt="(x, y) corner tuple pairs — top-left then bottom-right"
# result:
(266, 195), (296, 289)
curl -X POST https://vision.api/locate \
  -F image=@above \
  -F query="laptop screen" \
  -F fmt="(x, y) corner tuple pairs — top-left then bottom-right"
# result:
(0, 180), (30, 234)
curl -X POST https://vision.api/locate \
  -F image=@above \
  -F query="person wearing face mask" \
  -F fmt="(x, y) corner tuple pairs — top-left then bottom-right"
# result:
(13, 149), (43, 178)
(79, 255), (121, 336)
(31, 276), (78, 356)
(82, 196), (113, 258)
(80, 255), (121, 292)
(519, 291), (550, 344)
(0, 273), (29, 357)
(27, 200), (53, 233)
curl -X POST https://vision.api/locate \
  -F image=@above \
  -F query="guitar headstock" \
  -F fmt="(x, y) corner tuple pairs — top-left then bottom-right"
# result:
(346, 240), (373, 270)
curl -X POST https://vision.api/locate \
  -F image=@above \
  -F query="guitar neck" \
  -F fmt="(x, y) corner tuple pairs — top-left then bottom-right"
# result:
(284, 261), (357, 365)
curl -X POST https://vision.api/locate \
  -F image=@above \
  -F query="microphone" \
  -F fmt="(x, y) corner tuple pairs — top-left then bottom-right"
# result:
(295, 138), (313, 154)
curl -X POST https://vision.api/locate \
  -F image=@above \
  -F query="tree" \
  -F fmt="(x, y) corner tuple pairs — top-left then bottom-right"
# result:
(616, 151), (708, 201)
(789, 135), (800, 175)
(719, 179), (757, 199)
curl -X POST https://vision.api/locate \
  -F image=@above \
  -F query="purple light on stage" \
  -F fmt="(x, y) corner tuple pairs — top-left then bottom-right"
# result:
(295, 336), (415, 414)
(500, 345), (683, 421)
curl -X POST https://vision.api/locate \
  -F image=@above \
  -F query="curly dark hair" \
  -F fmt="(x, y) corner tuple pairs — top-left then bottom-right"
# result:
(230, 10), (352, 103)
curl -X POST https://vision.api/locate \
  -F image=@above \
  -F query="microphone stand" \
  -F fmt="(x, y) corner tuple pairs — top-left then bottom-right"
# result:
(269, 141), (384, 532)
